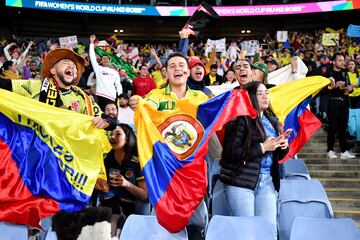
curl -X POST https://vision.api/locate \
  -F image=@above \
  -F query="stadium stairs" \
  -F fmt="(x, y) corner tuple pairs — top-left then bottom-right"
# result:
(298, 127), (360, 228)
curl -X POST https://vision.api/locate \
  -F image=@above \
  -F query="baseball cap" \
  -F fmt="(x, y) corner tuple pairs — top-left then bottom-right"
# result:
(251, 62), (269, 77)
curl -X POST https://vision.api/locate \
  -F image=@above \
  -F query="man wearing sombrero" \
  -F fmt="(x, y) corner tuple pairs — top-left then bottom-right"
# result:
(0, 48), (115, 129)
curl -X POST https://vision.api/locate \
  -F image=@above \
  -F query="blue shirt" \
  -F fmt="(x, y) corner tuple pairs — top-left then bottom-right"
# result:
(260, 115), (277, 174)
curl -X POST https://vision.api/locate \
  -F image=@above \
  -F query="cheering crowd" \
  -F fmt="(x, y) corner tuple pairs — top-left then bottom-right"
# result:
(0, 27), (359, 240)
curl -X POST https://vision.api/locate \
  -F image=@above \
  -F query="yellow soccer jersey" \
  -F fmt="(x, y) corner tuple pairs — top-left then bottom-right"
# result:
(145, 85), (208, 111)
(11, 79), (100, 116)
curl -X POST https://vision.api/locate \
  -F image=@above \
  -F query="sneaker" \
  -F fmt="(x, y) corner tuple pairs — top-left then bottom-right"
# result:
(340, 151), (356, 159)
(327, 150), (338, 159)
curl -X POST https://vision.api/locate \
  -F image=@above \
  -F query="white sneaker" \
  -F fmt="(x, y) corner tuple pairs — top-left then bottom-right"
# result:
(340, 151), (356, 159)
(327, 150), (338, 159)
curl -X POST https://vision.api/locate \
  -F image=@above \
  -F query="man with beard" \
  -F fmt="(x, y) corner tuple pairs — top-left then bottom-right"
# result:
(117, 93), (134, 127)
(104, 102), (118, 120)
(0, 48), (115, 130)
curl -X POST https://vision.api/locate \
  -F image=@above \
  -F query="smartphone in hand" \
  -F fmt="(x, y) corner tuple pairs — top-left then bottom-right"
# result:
(283, 129), (293, 139)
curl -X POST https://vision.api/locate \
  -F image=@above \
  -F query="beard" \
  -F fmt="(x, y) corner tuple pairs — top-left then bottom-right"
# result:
(57, 72), (76, 86)
(119, 103), (127, 108)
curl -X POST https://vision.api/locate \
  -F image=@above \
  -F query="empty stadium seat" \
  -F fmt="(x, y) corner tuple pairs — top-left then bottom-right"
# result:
(282, 158), (311, 180)
(44, 228), (58, 240)
(135, 200), (151, 215)
(211, 179), (231, 216)
(290, 217), (360, 240)
(278, 180), (334, 240)
(119, 215), (188, 240)
(0, 222), (28, 240)
(205, 215), (274, 240)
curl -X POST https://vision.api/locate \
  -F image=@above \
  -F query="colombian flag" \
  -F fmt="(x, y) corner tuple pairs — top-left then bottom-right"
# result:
(269, 76), (330, 163)
(135, 89), (257, 232)
(0, 89), (111, 228)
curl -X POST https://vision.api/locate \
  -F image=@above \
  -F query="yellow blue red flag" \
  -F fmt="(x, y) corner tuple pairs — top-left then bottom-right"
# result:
(0, 89), (111, 228)
(270, 76), (330, 162)
(135, 89), (257, 232)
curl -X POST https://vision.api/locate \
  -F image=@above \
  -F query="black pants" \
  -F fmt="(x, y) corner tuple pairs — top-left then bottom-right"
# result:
(349, 96), (360, 109)
(96, 95), (115, 111)
(326, 98), (349, 152)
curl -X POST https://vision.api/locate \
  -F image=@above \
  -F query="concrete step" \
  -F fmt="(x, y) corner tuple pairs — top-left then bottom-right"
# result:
(326, 188), (360, 198)
(303, 142), (340, 148)
(329, 198), (360, 208)
(317, 178), (360, 188)
(303, 158), (360, 165)
(309, 170), (360, 178)
(307, 164), (360, 171)
(333, 207), (360, 222)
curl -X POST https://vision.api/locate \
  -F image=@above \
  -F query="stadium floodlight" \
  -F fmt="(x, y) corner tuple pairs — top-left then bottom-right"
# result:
(241, 30), (245, 33)
(114, 29), (119, 33)
(120, 29), (124, 33)
(246, 30), (251, 33)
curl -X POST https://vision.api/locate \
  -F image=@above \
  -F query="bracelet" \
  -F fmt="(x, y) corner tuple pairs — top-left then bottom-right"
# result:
(291, 71), (297, 74)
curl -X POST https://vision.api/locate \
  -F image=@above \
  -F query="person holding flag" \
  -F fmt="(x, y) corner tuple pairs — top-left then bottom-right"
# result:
(220, 81), (289, 240)
(0, 47), (115, 130)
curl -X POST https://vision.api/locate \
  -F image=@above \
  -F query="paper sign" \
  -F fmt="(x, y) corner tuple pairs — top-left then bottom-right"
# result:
(59, 35), (78, 49)
(240, 40), (260, 56)
(206, 38), (226, 52)
(276, 31), (288, 42)
(322, 33), (339, 46)
(347, 24), (360, 37)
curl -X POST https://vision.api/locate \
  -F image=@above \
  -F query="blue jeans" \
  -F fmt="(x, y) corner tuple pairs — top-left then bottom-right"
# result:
(224, 174), (278, 240)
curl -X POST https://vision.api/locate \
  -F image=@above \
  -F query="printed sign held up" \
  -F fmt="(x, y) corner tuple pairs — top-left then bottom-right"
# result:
(322, 33), (339, 46)
(276, 31), (288, 42)
(59, 35), (78, 49)
(206, 38), (226, 52)
(240, 40), (260, 56)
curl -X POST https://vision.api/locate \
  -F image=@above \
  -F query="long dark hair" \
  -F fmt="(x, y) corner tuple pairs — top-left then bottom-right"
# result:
(114, 123), (137, 162)
(242, 81), (267, 160)
(347, 60), (359, 78)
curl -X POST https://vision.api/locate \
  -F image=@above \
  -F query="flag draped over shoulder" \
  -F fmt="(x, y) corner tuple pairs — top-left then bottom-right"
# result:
(95, 47), (137, 80)
(135, 89), (257, 233)
(269, 76), (330, 163)
(0, 89), (111, 228)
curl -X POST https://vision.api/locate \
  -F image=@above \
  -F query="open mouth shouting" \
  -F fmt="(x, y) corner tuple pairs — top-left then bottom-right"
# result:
(64, 67), (75, 79)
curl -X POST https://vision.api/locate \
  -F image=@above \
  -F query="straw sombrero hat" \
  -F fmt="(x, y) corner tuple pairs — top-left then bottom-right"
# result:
(41, 48), (85, 85)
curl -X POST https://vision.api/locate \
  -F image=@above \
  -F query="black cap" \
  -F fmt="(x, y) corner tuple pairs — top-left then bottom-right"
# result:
(118, 93), (129, 100)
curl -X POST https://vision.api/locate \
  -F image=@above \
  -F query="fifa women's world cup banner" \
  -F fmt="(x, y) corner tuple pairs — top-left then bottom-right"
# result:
(6, 0), (360, 16)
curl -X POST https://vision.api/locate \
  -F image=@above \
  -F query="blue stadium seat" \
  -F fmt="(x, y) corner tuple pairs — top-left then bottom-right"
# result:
(0, 222), (28, 240)
(135, 200), (151, 215)
(283, 158), (311, 180)
(44, 228), (57, 240)
(290, 217), (360, 240)
(211, 179), (231, 216)
(205, 216), (274, 240)
(119, 214), (188, 240)
(278, 180), (334, 240)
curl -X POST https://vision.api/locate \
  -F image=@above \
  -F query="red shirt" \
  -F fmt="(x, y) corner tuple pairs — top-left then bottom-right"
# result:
(132, 75), (156, 97)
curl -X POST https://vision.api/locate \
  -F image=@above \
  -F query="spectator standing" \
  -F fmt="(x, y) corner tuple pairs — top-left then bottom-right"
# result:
(220, 81), (289, 240)
(89, 35), (123, 111)
(204, 63), (224, 86)
(325, 53), (355, 159)
(131, 64), (156, 97)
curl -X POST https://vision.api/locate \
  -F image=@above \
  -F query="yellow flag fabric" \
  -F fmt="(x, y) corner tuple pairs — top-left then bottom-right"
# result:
(269, 76), (330, 124)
